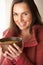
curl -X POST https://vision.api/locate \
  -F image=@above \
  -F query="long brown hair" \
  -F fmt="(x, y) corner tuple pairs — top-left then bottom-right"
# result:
(10, 0), (42, 36)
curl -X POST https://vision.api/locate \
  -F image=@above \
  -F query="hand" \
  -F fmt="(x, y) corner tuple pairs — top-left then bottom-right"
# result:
(0, 45), (3, 64)
(4, 43), (23, 61)
(0, 46), (2, 61)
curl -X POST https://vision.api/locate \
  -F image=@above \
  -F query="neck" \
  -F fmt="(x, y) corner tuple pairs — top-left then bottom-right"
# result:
(21, 28), (31, 36)
(20, 28), (32, 43)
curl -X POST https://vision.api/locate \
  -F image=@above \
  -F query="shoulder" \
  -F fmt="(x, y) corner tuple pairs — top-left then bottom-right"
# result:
(34, 25), (43, 34)
(33, 25), (43, 42)
(3, 28), (14, 37)
(32, 24), (43, 30)
(37, 25), (43, 42)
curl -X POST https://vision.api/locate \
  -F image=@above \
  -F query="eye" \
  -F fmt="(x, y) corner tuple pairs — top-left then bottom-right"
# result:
(13, 13), (18, 16)
(22, 13), (28, 16)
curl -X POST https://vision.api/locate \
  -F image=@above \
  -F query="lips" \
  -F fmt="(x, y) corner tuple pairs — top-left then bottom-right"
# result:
(19, 22), (26, 27)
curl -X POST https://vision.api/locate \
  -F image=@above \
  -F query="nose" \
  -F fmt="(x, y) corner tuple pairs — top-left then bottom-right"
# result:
(18, 15), (23, 22)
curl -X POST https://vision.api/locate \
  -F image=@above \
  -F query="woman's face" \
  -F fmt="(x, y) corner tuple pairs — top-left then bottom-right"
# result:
(13, 2), (32, 31)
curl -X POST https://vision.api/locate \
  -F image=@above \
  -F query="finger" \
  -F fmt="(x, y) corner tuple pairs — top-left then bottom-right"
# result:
(8, 47), (20, 57)
(6, 51), (17, 60)
(0, 46), (3, 63)
(0, 46), (3, 58)
(0, 46), (2, 50)
(4, 53), (13, 60)
(8, 47), (21, 58)
(8, 47), (15, 55)
(13, 43), (22, 53)
(8, 45), (19, 54)
(0, 46), (2, 52)
(5, 51), (13, 60)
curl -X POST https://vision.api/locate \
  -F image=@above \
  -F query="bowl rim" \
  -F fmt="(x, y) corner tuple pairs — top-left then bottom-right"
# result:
(0, 37), (22, 45)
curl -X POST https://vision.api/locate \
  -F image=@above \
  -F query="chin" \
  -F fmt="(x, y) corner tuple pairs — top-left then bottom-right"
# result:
(19, 27), (26, 30)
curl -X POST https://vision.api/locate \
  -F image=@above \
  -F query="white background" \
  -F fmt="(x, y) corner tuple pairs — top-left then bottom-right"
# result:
(0, 0), (43, 38)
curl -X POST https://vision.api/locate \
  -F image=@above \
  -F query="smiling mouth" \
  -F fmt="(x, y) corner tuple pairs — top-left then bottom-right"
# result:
(19, 22), (26, 27)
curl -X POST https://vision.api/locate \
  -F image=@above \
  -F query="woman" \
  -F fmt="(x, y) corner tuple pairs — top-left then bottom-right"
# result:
(0, 0), (43, 65)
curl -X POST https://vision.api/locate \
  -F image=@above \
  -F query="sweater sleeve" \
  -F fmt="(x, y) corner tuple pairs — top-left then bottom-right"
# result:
(12, 53), (33, 65)
(1, 58), (13, 65)
(1, 53), (33, 65)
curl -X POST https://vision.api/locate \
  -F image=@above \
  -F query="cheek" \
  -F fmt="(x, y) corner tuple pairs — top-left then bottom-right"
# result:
(13, 16), (17, 21)
(24, 15), (32, 24)
(13, 16), (18, 25)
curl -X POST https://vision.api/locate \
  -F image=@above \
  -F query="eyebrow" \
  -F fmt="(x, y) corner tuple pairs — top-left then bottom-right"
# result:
(13, 11), (30, 14)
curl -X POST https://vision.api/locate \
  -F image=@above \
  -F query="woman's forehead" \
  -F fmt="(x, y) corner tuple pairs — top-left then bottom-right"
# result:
(13, 2), (31, 13)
